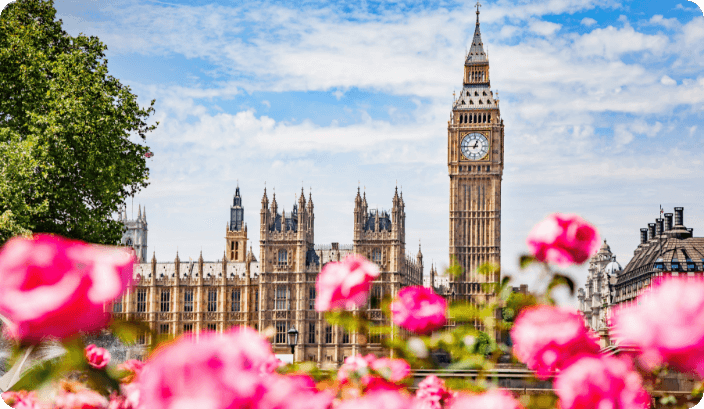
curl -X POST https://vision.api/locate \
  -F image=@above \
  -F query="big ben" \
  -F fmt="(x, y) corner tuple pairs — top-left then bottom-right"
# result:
(448, 4), (503, 304)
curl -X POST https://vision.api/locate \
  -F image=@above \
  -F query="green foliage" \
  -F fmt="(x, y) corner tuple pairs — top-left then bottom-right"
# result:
(503, 292), (538, 322)
(109, 319), (152, 346)
(0, 0), (158, 246)
(519, 254), (536, 269)
(447, 255), (464, 278)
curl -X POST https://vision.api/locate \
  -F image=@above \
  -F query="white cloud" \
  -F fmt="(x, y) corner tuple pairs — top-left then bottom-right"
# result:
(661, 75), (677, 85)
(649, 15), (680, 29)
(529, 20), (562, 36)
(581, 17), (597, 26)
(572, 25), (669, 59)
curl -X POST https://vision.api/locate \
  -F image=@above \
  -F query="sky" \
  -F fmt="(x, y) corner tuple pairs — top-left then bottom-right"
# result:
(12, 0), (704, 304)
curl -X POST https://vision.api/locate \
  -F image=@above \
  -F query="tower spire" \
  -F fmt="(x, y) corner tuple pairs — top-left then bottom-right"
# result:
(467, 2), (487, 64)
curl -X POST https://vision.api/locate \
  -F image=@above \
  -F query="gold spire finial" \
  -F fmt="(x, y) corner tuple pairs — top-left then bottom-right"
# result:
(476, 1), (482, 23)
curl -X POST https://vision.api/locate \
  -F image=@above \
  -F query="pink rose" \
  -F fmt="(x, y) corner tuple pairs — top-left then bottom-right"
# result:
(526, 214), (600, 266)
(554, 355), (651, 409)
(448, 389), (523, 409)
(138, 327), (276, 409)
(315, 255), (379, 311)
(85, 344), (111, 369)
(0, 234), (135, 342)
(338, 354), (376, 383)
(256, 374), (334, 409)
(612, 277), (704, 378)
(116, 359), (144, 383)
(390, 286), (447, 335)
(54, 389), (109, 409)
(336, 390), (412, 409)
(511, 305), (599, 379)
(370, 358), (411, 383)
(414, 375), (454, 409)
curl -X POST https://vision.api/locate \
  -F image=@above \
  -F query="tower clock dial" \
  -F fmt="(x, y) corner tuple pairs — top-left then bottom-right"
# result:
(461, 132), (489, 160)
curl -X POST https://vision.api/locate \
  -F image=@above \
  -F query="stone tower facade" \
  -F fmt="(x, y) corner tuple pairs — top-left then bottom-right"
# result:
(447, 6), (503, 303)
(120, 205), (148, 263)
(352, 187), (424, 345)
(225, 186), (248, 262)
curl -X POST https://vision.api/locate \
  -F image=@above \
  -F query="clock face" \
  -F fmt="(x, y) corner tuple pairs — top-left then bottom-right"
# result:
(461, 133), (489, 160)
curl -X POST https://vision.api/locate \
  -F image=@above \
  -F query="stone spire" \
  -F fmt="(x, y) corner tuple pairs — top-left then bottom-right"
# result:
(466, 2), (487, 64)
(137, 205), (142, 220)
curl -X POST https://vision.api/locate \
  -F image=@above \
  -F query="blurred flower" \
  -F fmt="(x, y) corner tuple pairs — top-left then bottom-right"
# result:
(138, 327), (277, 409)
(0, 234), (135, 342)
(408, 337), (429, 358)
(256, 374), (334, 409)
(526, 213), (600, 266)
(613, 277), (704, 378)
(554, 355), (650, 409)
(1, 391), (47, 409)
(315, 255), (379, 311)
(511, 305), (599, 379)
(448, 389), (523, 409)
(390, 286), (447, 335)
(54, 389), (109, 409)
(414, 375), (454, 409)
(338, 354), (375, 383)
(144, 151), (153, 158)
(336, 389), (412, 409)
(116, 359), (145, 383)
(85, 344), (111, 369)
(370, 357), (411, 383)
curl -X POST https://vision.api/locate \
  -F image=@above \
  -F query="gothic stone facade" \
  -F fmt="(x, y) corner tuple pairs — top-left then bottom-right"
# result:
(112, 188), (423, 367)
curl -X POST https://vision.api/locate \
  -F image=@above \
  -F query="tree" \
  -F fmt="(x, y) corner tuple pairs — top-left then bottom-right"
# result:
(0, 0), (157, 245)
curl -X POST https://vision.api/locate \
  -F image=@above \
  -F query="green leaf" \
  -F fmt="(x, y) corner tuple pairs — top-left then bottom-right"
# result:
(547, 273), (576, 296)
(519, 254), (536, 269)
(8, 356), (61, 392)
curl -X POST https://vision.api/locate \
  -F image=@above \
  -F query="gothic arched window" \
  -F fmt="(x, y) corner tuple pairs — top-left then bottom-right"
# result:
(372, 249), (382, 263)
(278, 249), (288, 264)
(126, 238), (133, 246)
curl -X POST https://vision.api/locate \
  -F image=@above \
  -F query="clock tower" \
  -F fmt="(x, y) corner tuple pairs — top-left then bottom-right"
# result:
(448, 5), (503, 305)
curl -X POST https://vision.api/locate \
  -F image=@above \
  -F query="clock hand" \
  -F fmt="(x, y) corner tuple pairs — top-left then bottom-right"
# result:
(472, 141), (479, 149)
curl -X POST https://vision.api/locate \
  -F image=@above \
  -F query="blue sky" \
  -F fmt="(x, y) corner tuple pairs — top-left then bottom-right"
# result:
(39, 0), (704, 302)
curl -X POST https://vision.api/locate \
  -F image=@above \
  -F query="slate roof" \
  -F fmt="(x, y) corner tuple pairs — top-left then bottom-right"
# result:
(453, 85), (498, 110)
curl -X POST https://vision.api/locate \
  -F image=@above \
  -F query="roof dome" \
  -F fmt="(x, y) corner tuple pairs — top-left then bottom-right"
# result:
(605, 260), (622, 276)
(597, 240), (611, 254)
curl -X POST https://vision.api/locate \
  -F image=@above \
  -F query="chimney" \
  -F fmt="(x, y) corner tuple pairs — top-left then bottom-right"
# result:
(664, 213), (673, 231)
(640, 228), (648, 244)
(688, 228), (694, 237)
(656, 218), (664, 236)
(648, 223), (656, 240)
(675, 207), (684, 226)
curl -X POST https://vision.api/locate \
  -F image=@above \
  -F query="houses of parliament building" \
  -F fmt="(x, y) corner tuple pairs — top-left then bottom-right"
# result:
(115, 186), (426, 365)
(114, 6), (503, 365)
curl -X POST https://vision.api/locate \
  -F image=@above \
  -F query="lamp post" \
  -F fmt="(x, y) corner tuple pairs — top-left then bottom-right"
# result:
(287, 326), (299, 358)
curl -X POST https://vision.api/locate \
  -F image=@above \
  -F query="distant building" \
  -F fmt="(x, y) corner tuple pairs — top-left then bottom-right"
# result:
(113, 187), (424, 367)
(578, 240), (622, 346)
(119, 205), (148, 263)
(579, 207), (704, 348)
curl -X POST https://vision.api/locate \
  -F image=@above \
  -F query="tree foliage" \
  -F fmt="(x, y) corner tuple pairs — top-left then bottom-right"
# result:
(0, 0), (157, 245)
